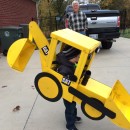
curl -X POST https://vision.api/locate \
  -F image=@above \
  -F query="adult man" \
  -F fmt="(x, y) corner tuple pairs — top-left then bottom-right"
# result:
(68, 1), (88, 35)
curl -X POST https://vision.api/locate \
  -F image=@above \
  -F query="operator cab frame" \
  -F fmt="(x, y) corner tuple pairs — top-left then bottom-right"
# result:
(46, 28), (100, 84)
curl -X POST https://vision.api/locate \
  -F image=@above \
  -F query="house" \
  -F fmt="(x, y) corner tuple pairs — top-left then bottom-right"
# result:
(0, 0), (37, 26)
(0, 0), (37, 53)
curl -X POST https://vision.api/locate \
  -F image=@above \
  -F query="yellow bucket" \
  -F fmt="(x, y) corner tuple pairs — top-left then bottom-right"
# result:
(105, 80), (130, 129)
(7, 38), (36, 72)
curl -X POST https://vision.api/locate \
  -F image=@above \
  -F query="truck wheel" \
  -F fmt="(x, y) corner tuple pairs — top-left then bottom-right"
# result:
(101, 41), (113, 49)
(3, 50), (8, 56)
(35, 72), (63, 102)
(81, 98), (105, 120)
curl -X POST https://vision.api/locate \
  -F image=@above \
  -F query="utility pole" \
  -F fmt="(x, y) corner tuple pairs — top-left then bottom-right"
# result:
(32, 0), (41, 25)
(36, 0), (41, 25)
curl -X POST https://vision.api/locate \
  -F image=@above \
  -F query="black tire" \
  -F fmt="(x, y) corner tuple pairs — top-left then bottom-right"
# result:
(35, 72), (63, 102)
(3, 50), (8, 56)
(81, 99), (105, 120)
(101, 41), (113, 49)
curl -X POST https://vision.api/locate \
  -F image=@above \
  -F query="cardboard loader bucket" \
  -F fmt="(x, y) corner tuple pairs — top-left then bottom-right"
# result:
(7, 38), (36, 72)
(105, 80), (130, 129)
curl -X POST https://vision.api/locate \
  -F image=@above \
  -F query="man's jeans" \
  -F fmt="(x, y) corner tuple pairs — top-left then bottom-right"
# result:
(79, 31), (86, 35)
(63, 99), (77, 129)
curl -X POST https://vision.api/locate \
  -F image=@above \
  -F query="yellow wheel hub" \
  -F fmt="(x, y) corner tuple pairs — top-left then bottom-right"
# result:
(38, 77), (58, 99)
(84, 104), (103, 118)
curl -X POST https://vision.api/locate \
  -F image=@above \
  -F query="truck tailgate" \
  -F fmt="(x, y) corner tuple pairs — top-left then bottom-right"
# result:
(84, 10), (120, 28)
(88, 16), (118, 28)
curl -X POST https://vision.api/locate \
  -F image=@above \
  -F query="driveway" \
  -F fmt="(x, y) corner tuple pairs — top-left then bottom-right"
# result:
(0, 37), (130, 130)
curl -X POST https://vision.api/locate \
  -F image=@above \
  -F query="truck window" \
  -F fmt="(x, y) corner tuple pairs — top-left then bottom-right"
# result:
(66, 4), (101, 12)
(87, 5), (99, 10)
(87, 5), (100, 10)
(66, 4), (100, 13)
(80, 5), (88, 11)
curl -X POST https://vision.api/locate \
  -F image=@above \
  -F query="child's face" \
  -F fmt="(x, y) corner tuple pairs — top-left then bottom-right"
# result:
(69, 54), (80, 63)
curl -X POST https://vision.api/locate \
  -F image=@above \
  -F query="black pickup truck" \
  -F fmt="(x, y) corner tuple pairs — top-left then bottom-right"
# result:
(64, 4), (120, 49)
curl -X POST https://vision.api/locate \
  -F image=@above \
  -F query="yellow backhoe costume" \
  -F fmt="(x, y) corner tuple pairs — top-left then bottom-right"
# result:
(7, 21), (130, 130)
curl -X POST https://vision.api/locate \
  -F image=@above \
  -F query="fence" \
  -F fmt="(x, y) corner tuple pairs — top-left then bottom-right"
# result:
(38, 10), (130, 38)
(38, 16), (64, 38)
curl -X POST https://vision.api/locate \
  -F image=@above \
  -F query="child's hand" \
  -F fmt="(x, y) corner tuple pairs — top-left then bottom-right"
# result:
(68, 75), (77, 82)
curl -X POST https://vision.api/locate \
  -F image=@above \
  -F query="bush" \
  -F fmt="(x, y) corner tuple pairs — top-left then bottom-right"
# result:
(120, 28), (130, 38)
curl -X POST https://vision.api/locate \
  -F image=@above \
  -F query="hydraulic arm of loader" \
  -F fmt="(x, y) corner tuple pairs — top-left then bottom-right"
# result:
(7, 21), (130, 130)
(7, 21), (49, 72)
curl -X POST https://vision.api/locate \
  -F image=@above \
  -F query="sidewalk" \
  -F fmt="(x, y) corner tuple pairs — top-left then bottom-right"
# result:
(0, 37), (130, 130)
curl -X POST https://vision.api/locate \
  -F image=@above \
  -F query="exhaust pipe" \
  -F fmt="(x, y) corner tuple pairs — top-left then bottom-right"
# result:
(81, 70), (91, 85)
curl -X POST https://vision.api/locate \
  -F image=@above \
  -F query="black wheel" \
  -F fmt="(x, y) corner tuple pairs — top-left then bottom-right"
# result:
(81, 98), (105, 120)
(3, 50), (8, 56)
(35, 72), (63, 102)
(101, 41), (113, 49)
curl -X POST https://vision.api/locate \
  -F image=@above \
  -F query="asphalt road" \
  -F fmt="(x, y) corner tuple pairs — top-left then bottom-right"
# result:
(0, 37), (130, 130)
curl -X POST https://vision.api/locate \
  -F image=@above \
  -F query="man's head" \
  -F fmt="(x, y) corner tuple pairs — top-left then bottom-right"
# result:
(62, 46), (80, 63)
(72, 1), (79, 13)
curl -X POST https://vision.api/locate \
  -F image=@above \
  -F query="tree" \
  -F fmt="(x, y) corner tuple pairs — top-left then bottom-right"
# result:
(100, 0), (127, 10)
(100, 0), (130, 28)
(51, 0), (68, 16)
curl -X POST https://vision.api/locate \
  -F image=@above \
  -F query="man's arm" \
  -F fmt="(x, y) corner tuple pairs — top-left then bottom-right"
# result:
(68, 14), (72, 29)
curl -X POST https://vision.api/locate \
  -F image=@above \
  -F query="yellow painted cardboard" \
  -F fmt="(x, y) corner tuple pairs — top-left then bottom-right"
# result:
(7, 21), (130, 130)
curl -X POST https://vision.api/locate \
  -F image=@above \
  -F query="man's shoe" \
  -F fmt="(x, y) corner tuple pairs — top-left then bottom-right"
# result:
(75, 116), (82, 122)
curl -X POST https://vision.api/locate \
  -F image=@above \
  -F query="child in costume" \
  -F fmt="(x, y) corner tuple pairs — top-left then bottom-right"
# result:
(56, 46), (81, 130)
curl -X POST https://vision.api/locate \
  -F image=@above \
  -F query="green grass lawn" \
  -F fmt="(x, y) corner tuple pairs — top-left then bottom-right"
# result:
(120, 28), (130, 38)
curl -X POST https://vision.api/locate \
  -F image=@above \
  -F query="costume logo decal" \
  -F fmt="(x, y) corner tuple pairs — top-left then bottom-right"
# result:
(42, 45), (49, 55)
(62, 77), (71, 86)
